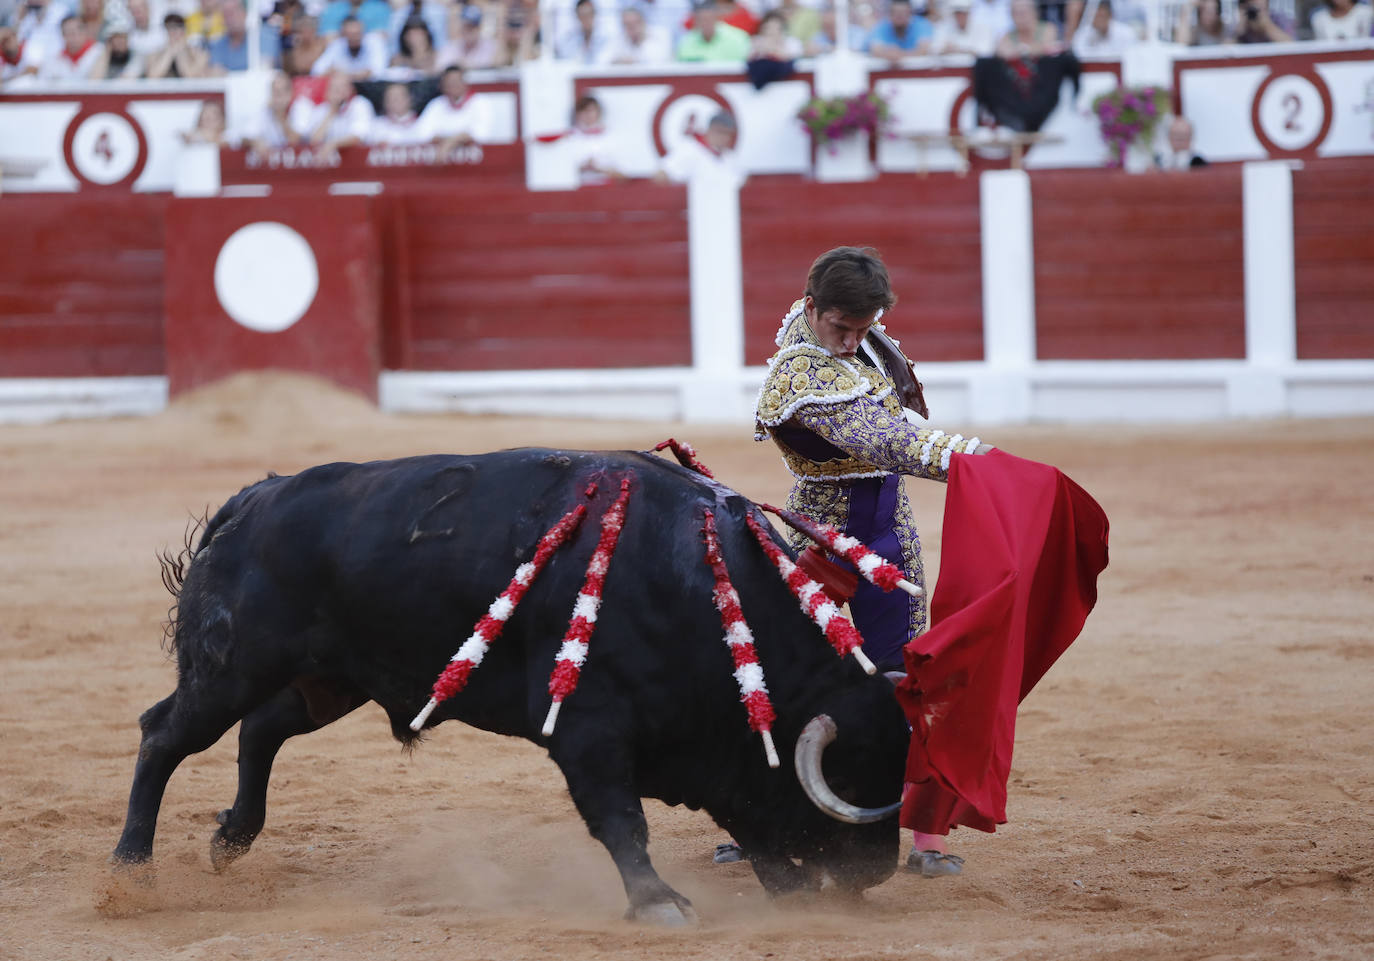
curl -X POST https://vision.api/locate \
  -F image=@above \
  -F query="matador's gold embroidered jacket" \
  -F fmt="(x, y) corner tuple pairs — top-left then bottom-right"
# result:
(755, 301), (982, 644)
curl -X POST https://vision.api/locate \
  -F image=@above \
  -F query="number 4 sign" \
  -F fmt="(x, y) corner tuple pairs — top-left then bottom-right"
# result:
(65, 110), (146, 188)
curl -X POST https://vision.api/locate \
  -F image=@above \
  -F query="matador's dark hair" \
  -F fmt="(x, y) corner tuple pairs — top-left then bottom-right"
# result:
(804, 246), (897, 319)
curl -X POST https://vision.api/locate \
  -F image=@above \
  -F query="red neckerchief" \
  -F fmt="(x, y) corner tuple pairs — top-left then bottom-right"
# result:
(446, 91), (473, 110)
(576, 125), (604, 135)
(61, 39), (95, 64)
(693, 132), (722, 157)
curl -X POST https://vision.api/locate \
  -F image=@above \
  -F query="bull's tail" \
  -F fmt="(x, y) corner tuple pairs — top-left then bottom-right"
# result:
(159, 474), (280, 654)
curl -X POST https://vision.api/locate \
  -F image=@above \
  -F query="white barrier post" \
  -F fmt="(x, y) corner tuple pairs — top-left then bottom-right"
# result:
(1230, 160), (1296, 417)
(972, 169), (1035, 423)
(681, 170), (746, 421)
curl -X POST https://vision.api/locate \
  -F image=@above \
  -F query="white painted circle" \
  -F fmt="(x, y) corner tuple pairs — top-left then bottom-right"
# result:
(70, 112), (140, 185)
(659, 95), (728, 156)
(1256, 74), (1325, 152)
(213, 222), (319, 333)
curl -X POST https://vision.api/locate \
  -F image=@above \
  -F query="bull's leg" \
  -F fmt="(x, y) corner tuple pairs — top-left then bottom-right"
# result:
(549, 733), (696, 926)
(210, 679), (367, 871)
(112, 683), (269, 866)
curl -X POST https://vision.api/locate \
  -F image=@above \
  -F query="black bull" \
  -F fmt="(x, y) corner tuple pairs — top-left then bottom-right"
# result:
(112, 449), (911, 923)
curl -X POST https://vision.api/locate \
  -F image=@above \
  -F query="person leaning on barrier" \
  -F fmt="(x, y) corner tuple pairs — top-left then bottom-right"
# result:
(415, 64), (490, 154)
(290, 68), (375, 154)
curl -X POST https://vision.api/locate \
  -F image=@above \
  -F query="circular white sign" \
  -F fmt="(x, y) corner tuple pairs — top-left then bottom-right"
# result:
(1256, 74), (1325, 153)
(70, 112), (141, 185)
(213, 222), (319, 333)
(658, 94), (728, 155)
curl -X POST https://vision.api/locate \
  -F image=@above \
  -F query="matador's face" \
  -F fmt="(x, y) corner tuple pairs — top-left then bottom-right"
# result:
(805, 296), (878, 360)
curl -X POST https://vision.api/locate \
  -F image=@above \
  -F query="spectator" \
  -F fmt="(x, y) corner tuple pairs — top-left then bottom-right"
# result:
(90, 14), (146, 76)
(387, 15), (436, 76)
(438, 3), (500, 68)
(1155, 115), (1207, 169)
(283, 13), (326, 73)
(147, 12), (209, 75)
(500, 0), (541, 63)
(598, 4), (670, 63)
(38, 15), (101, 79)
(290, 68), (374, 150)
(125, 0), (166, 61)
(1235, 0), (1293, 40)
(716, 0), (760, 32)
(0, 24), (41, 82)
(634, 0), (692, 44)
(677, 0), (749, 61)
(996, 0), (1061, 57)
(244, 69), (299, 151)
(181, 100), (229, 145)
(14, 0), (67, 49)
(1311, 0), (1372, 38)
(655, 109), (745, 186)
(968, 0), (1012, 41)
(751, 9), (803, 58)
(311, 14), (386, 76)
(1175, 0), (1232, 44)
(775, 0), (822, 48)
(386, 0), (446, 56)
(415, 64), (490, 151)
(74, 0), (103, 41)
(746, 9), (800, 86)
(933, 0), (995, 54)
(368, 80), (426, 142)
(805, 5), (867, 54)
(555, 0), (611, 63)
(565, 93), (621, 185)
(208, 1), (280, 72)
(867, 0), (934, 63)
(185, 0), (225, 46)
(317, 0), (389, 36)
(1071, 0), (1137, 55)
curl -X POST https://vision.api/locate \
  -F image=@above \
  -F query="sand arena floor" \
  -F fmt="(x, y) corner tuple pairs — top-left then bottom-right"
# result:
(1, 373), (1371, 961)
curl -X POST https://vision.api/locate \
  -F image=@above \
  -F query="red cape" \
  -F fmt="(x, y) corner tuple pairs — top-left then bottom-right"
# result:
(895, 449), (1109, 834)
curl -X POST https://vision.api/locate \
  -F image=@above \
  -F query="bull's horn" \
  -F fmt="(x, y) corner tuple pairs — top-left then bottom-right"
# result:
(794, 715), (902, 825)
(883, 671), (907, 685)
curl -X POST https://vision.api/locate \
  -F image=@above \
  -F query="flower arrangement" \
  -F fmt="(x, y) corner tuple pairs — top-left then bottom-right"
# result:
(1092, 85), (1172, 168)
(797, 91), (891, 150)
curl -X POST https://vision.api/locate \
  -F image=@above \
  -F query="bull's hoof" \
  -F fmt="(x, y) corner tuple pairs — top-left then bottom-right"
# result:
(627, 900), (698, 926)
(209, 829), (251, 873)
(108, 854), (156, 885)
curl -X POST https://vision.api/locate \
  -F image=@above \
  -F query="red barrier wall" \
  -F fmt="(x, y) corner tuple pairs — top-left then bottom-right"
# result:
(1031, 168), (1246, 360)
(384, 183), (692, 371)
(162, 194), (383, 399)
(740, 178), (984, 366)
(0, 195), (166, 377)
(1293, 160), (1374, 360)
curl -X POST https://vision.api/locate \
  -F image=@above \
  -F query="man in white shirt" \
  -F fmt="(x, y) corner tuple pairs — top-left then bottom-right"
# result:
(310, 14), (386, 78)
(555, 0), (613, 63)
(1311, 0), (1373, 39)
(290, 68), (375, 148)
(368, 81), (426, 144)
(415, 65), (491, 151)
(1072, 0), (1138, 56)
(932, 0), (994, 55)
(967, 0), (1012, 43)
(37, 15), (101, 79)
(599, 5), (671, 64)
(655, 110), (745, 188)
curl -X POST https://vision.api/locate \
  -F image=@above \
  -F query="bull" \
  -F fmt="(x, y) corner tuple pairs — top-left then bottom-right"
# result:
(112, 448), (911, 923)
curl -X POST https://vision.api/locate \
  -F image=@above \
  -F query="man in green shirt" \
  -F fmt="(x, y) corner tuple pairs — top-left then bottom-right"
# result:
(677, 0), (751, 61)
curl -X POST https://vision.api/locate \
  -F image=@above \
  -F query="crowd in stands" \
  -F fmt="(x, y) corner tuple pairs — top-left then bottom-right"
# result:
(3, 0), (1372, 86)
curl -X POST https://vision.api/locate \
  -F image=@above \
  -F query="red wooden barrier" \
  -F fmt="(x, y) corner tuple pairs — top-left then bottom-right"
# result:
(162, 193), (383, 399)
(385, 182), (692, 371)
(0, 195), (167, 377)
(740, 177), (984, 366)
(1293, 160), (1374, 360)
(1031, 168), (1246, 360)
